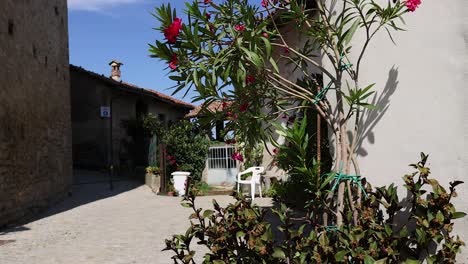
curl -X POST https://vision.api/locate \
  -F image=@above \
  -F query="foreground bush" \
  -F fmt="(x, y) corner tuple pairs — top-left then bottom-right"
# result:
(164, 154), (465, 263)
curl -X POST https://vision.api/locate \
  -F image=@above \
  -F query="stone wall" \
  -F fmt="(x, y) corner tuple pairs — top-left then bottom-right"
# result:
(0, 0), (72, 227)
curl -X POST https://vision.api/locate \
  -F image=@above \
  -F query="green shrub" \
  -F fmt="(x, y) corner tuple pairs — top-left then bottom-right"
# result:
(164, 154), (465, 263)
(272, 116), (330, 207)
(191, 181), (212, 196)
(163, 120), (210, 183)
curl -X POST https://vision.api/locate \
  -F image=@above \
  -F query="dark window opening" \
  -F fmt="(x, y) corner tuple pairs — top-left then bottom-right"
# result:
(8, 19), (14, 36)
(45, 56), (48, 67)
(135, 100), (148, 121)
(54, 6), (59, 16)
(32, 45), (37, 59)
(158, 113), (166, 123)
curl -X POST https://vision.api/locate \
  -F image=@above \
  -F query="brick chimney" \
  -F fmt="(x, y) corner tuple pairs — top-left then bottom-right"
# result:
(109, 60), (123, 81)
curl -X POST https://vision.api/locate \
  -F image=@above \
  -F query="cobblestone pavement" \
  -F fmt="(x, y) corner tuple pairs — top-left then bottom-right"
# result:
(0, 181), (272, 264)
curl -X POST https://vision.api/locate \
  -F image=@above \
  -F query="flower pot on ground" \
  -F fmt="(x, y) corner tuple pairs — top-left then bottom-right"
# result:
(171, 171), (191, 197)
(167, 183), (177, 197)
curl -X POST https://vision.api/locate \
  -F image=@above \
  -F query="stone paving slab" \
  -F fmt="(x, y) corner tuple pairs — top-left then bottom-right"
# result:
(0, 181), (272, 264)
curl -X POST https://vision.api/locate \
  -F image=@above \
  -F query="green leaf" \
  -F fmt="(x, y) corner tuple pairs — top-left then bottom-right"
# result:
(359, 103), (377, 109)
(236, 231), (245, 238)
(272, 248), (286, 259)
(203, 209), (214, 218)
(335, 250), (348, 261)
(364, 255), (376, 264)
(269, 57), (279, 73)
(375, 258), (388, 264)
(452, 212), (466, 219)
(260, 37), (271, 58)
(181, 203), (192, 208)
(436, 211), (444, 222)
(402, 259), (420, 264)
(213, 260), (225, 264)
(343, 18), (360, 45)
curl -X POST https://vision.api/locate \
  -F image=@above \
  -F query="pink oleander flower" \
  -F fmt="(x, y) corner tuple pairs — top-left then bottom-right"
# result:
(227, 111), (238, 120)
(205, 13), (211, 20)
(222, 101), (228, 109)
(234, 24), (245, 32)
(168, 54), (178, 70)
(231, 152), (244, 161)
(239, 103), (249, 113)
(262, 0), (268, 8)
(164, 18), (183, 44)
(246, 75), (256, 85)
(405, 0), (421, 12)
(283, 47), (290, 54)
(273, 148), (279, 155)
(204, 0), (212, 4)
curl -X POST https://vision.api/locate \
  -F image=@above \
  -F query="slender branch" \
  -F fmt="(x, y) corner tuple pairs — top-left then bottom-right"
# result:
(267, 78), (312, 102)
(271, 105), (310, 115)
(267, 78), (335, 129)
(267, 70), (317, 99)
(271, 43), (336, 81)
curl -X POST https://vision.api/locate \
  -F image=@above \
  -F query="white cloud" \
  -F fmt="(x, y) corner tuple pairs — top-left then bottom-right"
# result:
(68, 0), (144, 11)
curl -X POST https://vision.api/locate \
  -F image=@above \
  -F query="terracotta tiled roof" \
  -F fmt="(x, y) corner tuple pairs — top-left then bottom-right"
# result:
(70, 64), (195, 109)
(186, 100), (232, 118)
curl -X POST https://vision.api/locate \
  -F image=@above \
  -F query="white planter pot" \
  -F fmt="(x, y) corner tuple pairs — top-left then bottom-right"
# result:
(171, 171), (191, 196)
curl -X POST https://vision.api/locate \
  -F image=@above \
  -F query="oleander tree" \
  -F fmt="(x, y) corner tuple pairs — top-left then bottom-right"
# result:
(149, 0), (421, 226)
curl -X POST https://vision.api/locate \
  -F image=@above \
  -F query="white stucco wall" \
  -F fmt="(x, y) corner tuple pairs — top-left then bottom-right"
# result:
(322, 0), (468, 261)
(263, 4), (468, 259)
(271, 1), (468, 260)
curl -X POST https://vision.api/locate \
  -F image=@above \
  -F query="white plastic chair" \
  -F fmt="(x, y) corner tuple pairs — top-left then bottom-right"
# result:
(236, 167), (265, 201)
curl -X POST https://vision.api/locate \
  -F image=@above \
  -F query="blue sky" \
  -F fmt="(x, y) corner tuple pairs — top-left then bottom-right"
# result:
(68, 0), (198, 102)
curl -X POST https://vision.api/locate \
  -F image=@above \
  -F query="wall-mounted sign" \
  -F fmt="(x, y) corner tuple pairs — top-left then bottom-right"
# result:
(100, 106), (111, 118)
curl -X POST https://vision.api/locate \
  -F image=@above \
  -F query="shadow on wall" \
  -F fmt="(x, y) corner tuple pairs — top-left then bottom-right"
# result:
(354, 67), (400, 157)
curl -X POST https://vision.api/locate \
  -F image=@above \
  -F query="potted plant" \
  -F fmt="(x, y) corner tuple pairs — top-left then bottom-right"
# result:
(167, 183), (176, 196)
(145, 166), (161, 194)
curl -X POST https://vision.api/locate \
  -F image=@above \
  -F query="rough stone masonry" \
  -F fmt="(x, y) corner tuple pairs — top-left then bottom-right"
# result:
(0, 0), (72, 227)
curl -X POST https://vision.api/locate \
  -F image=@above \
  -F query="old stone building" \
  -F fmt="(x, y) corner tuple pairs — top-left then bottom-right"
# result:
(0, 0), (72, 227)
(70, 62), (194, 171)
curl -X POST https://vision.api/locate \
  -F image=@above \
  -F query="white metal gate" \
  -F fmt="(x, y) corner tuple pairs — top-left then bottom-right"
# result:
(206, 145), (238, 185)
